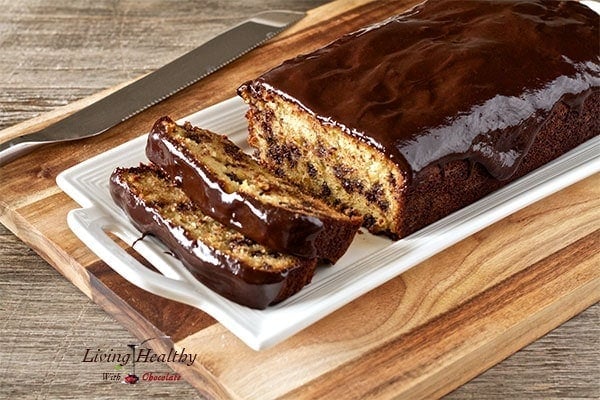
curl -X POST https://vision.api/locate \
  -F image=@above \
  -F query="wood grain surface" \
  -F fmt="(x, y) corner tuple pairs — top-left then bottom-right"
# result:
(0, 1), (598, 399)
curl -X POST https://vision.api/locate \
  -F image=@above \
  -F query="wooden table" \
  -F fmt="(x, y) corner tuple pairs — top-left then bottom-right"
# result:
(0, 1), (598, 399)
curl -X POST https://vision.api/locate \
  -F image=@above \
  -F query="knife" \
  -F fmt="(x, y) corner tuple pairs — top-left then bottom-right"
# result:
(0, 10), (304, 167)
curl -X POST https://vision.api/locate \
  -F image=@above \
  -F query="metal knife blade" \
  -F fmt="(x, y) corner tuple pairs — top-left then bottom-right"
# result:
(0, 10), (304, 166)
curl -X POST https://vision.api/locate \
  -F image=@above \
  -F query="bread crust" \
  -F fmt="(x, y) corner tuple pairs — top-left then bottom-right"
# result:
(398, 90), (600, 237)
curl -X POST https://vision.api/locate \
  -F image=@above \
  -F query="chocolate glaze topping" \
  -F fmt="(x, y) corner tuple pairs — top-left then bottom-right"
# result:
(245, 0), (599, 182)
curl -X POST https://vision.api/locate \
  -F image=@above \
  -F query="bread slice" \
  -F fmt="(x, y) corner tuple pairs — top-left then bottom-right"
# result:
(109, 165), (317, 309)
(146, 116), (361, 263)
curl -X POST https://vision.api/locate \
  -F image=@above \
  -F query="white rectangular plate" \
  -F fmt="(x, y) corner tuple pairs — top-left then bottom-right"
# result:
(57, 96), (600, 350)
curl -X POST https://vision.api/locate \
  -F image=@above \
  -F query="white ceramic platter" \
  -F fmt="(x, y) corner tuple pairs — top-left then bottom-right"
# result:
(57, 94), (599, 351)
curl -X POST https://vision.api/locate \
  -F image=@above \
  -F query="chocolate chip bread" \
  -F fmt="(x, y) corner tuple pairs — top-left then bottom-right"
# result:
(238, 0), (599, 238)
(146, 116), (361, 263)
(109, 165), (317, 309)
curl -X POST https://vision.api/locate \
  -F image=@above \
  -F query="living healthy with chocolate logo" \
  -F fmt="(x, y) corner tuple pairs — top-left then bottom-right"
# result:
(81, 337), (197, 385)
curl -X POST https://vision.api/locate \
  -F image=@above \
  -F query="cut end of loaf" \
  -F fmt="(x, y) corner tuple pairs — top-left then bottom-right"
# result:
(239, 84), (406, 238)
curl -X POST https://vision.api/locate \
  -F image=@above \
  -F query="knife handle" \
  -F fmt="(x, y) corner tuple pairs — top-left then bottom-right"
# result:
(0, 139), (44, 167)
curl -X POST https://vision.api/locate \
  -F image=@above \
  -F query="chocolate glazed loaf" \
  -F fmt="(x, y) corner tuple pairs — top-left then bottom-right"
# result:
(110, 165), (317, 309)
(146, 116), (361, 263)
(238, 0), (600, 238)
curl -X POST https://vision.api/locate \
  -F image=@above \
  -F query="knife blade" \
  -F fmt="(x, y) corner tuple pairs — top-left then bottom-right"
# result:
(0, 10), (304, 167)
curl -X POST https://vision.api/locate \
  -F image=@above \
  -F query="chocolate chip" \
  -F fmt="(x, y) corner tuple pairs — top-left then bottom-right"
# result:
(250, 250), (265, 258)
(176, 202), (196, 212)
(184, 128), (209, 144)
(146, 200), (166, 209)
(366, 183), (383, 203)
(320, 182), (332, 198)
(317, 142), (335, 157)
(377, 200), (389, 211)
(267, 251), (281, 259)
(222, 141), (245, 161)
(229, 236), (257, 248)
(363, 214), (376, 228)
(333, 164), (363, 193)
(306, 162), (317, 177)
(267, 144), (285, 165)
(225, 172), (243, 184)
(388, 173), (397, 187)
(266, 143), (301, 168)
(341, 178), (364, 194)
(287, 143), (301, 168)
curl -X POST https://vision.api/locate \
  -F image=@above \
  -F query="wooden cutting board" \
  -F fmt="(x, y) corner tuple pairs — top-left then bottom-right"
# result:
(1, 0), (598, 398)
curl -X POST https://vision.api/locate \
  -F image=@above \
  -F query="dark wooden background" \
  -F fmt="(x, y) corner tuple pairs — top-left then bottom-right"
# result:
(0, 1), (598, 398)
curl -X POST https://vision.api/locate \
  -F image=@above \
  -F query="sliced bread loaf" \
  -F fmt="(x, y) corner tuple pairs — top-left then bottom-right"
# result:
(238, 0), (599, 239)
(109, 165), (317, 309)
(146, 116), (361, 263)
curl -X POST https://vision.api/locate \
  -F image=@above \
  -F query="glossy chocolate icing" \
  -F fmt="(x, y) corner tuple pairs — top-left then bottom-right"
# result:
(109, 165), (316, 309)
(146, 117), (359, 262)
(244, 0), (600, 182)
